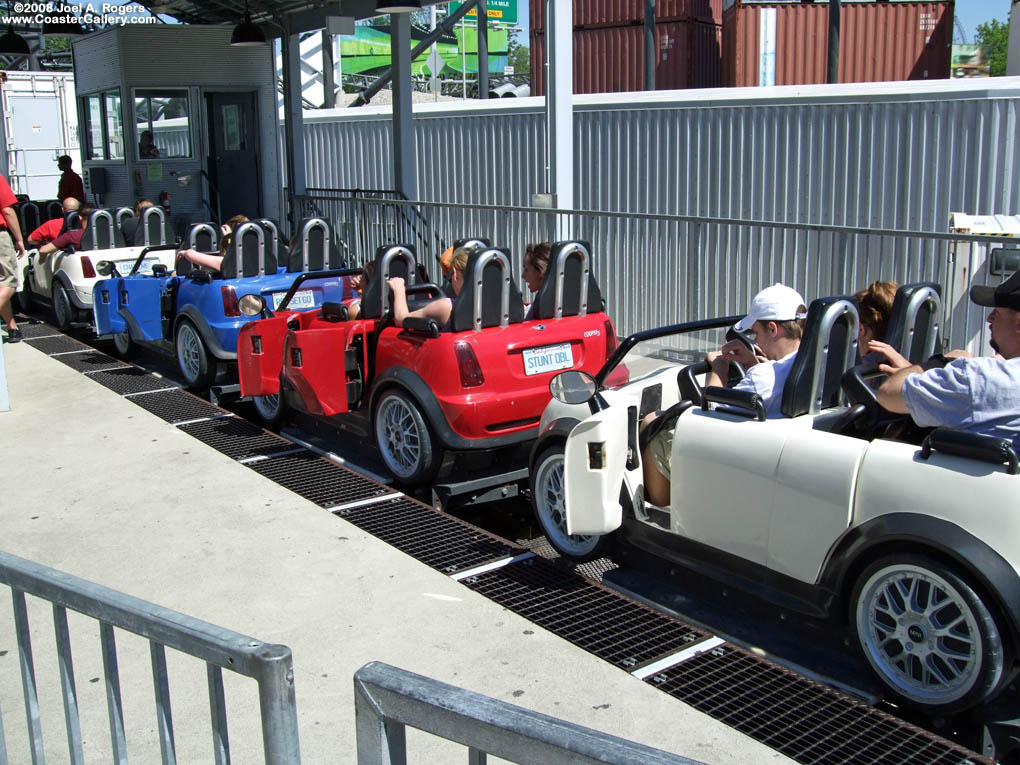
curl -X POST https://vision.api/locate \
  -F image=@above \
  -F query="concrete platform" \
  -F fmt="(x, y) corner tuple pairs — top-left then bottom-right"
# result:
(0, 336), (792, 763)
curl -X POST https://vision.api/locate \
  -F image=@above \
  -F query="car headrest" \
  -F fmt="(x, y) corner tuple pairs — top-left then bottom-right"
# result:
(450, 248), (525, 332)
(188, 222), (218, 253)
(219, 221), (278, 279)
(17, 201), (41, 235)
(361, 244), (417, 320)
(63, 210), (81, 235)
(780, 296), (859, 418)
(257, 218), (285, 257)
(532, 241), (604, 320)
(80, 209), (124, 250)
(884, 282), (942, 364)
(286, 217), (344, 272)
(139, 206), (169, 246)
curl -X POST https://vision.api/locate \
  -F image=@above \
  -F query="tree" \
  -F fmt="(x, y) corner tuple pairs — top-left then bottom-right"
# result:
(507, 36), (529, 77)
(976, 19), (1009, 77)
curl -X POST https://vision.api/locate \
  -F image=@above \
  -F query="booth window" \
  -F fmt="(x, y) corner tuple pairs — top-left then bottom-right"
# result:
(134, 89), (191, 160)
(83, 90), (124, 161)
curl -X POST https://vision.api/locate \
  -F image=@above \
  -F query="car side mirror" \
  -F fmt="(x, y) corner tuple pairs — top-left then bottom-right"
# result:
(96, 260), (115, 276)
(550, 370), (597, 405)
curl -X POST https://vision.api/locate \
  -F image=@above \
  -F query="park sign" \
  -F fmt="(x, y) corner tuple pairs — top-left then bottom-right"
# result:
(450, 0), (518, 24)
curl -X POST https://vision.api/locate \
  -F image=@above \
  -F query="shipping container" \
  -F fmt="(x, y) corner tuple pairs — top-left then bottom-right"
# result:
(531, 0), (722, 32)
(531, 20), (722, 95)
(723, 1), (952, 86)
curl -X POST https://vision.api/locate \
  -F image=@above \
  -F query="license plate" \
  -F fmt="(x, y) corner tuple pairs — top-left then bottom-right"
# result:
(522, 342), (574, 376)
(116, 258), (156, 275)
(273, 289), (315, 310)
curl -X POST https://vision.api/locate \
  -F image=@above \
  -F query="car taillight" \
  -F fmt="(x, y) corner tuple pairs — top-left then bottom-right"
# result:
(221, 286), (240, 317)
(604, 320), (617, 357)
(80, 256), (96, 278)
(454, 341), (484, 388)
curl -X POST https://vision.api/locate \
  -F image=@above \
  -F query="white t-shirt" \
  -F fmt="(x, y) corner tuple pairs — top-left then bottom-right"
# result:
(733, 351), (799, 419)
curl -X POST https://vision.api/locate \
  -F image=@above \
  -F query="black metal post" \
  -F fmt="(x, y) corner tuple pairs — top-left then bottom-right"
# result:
(827, 0), (840, 84)
(645, 0), (656, 90)
(477, 0), (488, 98)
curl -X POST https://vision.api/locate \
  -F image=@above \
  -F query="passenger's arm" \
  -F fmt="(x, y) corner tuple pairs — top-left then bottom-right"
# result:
(704, 350), (729, 389)
(387, 277), (410, 326)
(876, 365), (923, 414)
(180, 248), (224, 271)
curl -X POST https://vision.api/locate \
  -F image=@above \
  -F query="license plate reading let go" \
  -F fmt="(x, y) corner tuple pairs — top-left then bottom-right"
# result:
(273, 289), (315, 310)
(523, 342), (574, 376)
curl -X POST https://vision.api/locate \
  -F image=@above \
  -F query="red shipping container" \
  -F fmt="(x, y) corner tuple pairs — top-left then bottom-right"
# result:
(531, 0), (722, 32)
(531, 20), (722, 95)
(722, 1), (952, 87)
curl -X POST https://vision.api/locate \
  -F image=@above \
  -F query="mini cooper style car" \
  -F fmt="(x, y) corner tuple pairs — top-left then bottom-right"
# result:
(237, 240), (618, 486)
(20, 207), (178, 329)
(92, 217), (349, 415)
(534, 283), (1020, 715)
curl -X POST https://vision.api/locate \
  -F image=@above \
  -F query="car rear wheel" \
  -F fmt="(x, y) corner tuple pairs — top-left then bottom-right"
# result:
(253, 393), (286, 428)
(112, 330), (140, 359)
(374, 389), (441, 485)
(174, 319), (215, 388)
(16, 286), (32, 312)
(852, 554), (1013, 714)
(52, 283), (74, 330)
(531, 444), (610, 561)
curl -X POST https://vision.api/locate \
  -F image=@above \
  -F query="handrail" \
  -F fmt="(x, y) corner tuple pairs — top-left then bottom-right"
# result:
(0, 549), (300, 763)
(354, 661), (702, 765)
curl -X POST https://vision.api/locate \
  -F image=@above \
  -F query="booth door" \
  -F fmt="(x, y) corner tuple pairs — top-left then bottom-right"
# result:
(206, 92), (262, 221)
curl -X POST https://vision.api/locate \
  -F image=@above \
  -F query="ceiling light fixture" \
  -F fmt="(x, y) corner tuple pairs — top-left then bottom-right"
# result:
(230, 0), (266, 46)
(375, 0), (423, 12)
(0, 24), (29, 55)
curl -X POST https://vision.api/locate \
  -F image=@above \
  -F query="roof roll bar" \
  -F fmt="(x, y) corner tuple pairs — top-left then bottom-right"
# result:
(551, 241), (590, 320)
(298, 217), (330, 273)
(88, 209), (117, 251)
(378, 245), (416, 317)
(807, 299), (859, 415)
(258, 218), (280, 257)
(114, 206), (132, 229)
(188, 222), (218, 252)
(901, 286), (942, 362)
(233, 221), (267, 279)
(141, 205), (167, 247)
(469, 248), (513, 331)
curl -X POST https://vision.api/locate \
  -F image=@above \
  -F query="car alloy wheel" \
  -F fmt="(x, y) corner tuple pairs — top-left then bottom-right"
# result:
(52, 283), (73, 329)
(174, 319), (214, 388)
(531, 445), (607, 561)
(253, 393), (285, 428)
(852, 555), (1011, 713)
(112, 331), (139, 359)
(374, 390), (440, 485)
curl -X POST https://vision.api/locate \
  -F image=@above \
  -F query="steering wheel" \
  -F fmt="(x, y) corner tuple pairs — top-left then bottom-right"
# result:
(677, 357), (747, 409)
(834, 362), (908, 437)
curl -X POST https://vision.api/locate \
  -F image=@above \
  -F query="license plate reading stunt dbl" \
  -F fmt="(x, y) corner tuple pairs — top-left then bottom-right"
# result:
(523, 342), (573, 375)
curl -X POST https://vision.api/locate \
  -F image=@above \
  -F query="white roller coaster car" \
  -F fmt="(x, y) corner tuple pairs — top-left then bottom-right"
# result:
(19, 207), (177, 329)
(531, 284), (1020, 714)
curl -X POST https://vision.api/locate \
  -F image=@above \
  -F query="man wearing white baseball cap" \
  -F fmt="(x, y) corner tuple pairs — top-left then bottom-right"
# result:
(642, 283), (807, 506)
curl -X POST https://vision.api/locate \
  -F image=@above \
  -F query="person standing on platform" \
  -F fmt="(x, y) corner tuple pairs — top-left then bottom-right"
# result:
(0, 173), (27, 343)
(56, 155), (86, 204)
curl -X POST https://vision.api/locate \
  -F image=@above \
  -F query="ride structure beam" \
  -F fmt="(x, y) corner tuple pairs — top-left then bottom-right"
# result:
(391, 14), (416, 200)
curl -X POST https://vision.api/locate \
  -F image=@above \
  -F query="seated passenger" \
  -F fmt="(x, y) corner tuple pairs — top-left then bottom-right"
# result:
(346, 261), (375, 320)
(522, 241), (552, 320)
(642, 283), (807, 506)
(176, 214), (249, 272)
(853, 280), (899, 370)
(877, 272), (1020, 447)
(27, 197), (79, 247)
(37, 203), (91, 263)
(387, 243), (480, 329)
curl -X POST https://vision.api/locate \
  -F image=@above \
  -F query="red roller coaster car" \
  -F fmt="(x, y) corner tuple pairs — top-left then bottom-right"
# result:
(238, 241), (617, 485)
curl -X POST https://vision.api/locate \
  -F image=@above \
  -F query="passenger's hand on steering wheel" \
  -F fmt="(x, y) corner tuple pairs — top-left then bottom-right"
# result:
(386, 276), (406, 294)
(867, 341), (911, 375)
(719, 337), (764, 368)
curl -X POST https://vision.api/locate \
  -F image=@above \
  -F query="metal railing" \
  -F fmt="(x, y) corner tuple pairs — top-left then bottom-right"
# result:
(354, 661), (703, 765)
(0, 550), (300, 764)
(293, 192), (1017, 354)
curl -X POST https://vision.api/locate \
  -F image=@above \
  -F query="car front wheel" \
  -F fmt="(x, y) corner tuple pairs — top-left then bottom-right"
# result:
(112, 330), (139, 359)
(174, 319), (215, 388)
(253, 393), (286, 428)
(531, 444), (611, 562)
(851, 554), (1013, 714)
(52, 283), (74, 329)
(374, 389), (441, 485)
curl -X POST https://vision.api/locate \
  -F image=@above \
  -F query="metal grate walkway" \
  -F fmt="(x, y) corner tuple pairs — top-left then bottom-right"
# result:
(19, 322), (989, 765)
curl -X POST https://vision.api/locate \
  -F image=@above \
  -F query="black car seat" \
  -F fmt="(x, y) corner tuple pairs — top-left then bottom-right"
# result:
(286, 217), (344, 272)
(360, 244), (417, 320)
(531, 241), (604, 320)
(138, 205), (170, 247)
(116, 207), (137, 245)
(219, 221), (278, 279)
(17, 201), (41, 236)
(257, 218), (284, 259)
(449, 247), (525, 332)
(882, 282), (943, 363)
(79, 209), (125, 250)
(780, 296), (859, 418)
(44, 200), (63, 221)
(188, 222), (218, 253)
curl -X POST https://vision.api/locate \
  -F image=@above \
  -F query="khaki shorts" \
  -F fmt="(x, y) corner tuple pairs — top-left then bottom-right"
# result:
(647, 423), (676, 481)
(0, 231), (15, 289)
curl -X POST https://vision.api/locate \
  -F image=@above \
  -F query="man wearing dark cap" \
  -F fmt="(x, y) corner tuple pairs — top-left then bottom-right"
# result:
(878, 271), (1020, 444)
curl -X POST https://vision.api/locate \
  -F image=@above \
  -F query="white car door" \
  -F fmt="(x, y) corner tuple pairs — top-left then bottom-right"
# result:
(563, 402), (632, 535)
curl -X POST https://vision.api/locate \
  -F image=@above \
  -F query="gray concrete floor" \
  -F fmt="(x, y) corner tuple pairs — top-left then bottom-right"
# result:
(0, 337), (792, 764)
